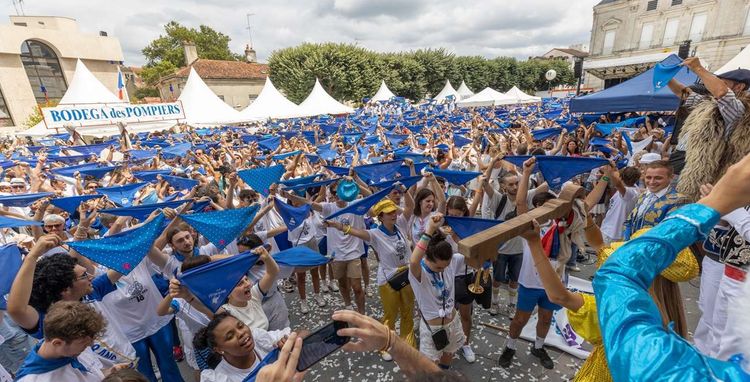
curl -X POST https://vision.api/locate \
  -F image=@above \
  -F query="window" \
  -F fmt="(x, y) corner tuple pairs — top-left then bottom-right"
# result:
(20, 40), (67, 105)
(744, 8), (750, 35)
(0, 86), (13, 127)
(603, 30), (616, 54)
(671, 0), (682, 5)
(689, 13), (707, 42)
(663, 18), (680, 46)
(646, 0), (658, 11)
(639, 23), (655, 49)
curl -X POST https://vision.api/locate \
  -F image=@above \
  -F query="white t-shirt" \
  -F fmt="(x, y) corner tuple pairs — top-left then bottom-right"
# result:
(366, 227), (410, 286)
(518, 226), (564, 290)
(221, 284), (269, 330)
(321, 202), (365, 261)
(17, 348), (104, 382)
(409, 254), (462, 321)
(171, 297), (211, 338)
(481, 188), (537, 255)
(287, 215), (315, 246)
(200, 327), (290, 382)
(408, 212), (436, 245)
(101, 261), (172, 342)
(600, 186), (640, 241)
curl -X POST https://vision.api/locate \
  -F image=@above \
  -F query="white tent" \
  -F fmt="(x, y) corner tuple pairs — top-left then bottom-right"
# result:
(298, 79), (354, 117)
(716, 43), (750, 74)
(502, 86), (542, 104)
(178, 68), (245, 125)
(239, 77), (304, 120)
(19, 60), (173, 138)
(432, 80), (459, 102)
(371, 80), (396, 102)
(457, 81), (474, 100)
(457, 87), (517, 108)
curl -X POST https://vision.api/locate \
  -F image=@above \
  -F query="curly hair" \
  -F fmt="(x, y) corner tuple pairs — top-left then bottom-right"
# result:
(43, 301), (105, 342)
(30, 253), (77, 313)
(193, 312), (234, 369)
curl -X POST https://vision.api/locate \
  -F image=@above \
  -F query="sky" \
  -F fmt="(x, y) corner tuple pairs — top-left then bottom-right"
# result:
(1, 0), (600, 67)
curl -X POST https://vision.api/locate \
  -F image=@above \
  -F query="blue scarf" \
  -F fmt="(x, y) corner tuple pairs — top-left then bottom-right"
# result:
(15, 341), (90, 380)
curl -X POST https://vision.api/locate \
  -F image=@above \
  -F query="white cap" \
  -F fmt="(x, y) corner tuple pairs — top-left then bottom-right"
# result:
(640, 153), (662, 164)
(10, 178), (26, 185)
(0, 181), (10, 187)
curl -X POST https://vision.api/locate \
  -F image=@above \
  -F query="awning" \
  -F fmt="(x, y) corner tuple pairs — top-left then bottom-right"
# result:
(584, 52), (672, 79)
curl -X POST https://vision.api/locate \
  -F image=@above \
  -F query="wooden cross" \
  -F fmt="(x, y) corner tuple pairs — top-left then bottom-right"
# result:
(458, 183), (585, 268)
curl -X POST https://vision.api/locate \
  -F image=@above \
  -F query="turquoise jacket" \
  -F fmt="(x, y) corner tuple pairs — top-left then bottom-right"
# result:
(595, 204), (750, 382)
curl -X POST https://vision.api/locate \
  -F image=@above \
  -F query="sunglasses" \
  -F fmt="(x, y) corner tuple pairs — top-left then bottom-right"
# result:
(44, 223), (63, 230)
(75, 271), (91, 281)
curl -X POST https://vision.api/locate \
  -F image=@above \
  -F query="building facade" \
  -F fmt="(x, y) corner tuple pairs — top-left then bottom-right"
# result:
(584, 0), (750, 90)
(0, 15), (124, 129)
(156, 44), (269, 110)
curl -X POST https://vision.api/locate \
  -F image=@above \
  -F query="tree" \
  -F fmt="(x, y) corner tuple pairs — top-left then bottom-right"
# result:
(140, 21), (243, 85)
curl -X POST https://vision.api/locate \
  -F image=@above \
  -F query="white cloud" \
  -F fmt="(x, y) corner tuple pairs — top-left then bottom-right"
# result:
(0, 0), (599, 66)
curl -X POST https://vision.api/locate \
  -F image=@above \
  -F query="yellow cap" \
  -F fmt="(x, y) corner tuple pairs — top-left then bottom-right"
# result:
(370, 199), (398, 216)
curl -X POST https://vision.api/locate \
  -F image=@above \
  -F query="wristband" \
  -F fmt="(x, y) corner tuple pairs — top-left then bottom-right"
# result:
(601, 176), (610, 182)
(416, 242), (428, 251)
(422, 232), (433, 239)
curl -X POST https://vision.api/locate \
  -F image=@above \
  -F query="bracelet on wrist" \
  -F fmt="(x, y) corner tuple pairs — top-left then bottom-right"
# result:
(601, 176), (610, 183)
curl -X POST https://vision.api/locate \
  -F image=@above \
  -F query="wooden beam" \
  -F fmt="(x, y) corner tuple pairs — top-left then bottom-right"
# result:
(458, 183), (584, 267)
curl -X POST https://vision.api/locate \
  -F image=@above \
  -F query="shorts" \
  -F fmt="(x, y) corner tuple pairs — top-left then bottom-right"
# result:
(517, 285), (561, 312)
(493, 253), (522, 283)
(418, 312), (466, 361)
(454, 273), (492, 308)
(332, 259), (363, 279)
(361, 243), (369, 258)
(317, 237), (327, 256)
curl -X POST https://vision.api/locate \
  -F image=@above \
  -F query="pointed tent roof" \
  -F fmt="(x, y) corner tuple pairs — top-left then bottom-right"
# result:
(457, 81), (474, 100)
(239, 77), (304, 120)
(371, 80), (396, 102)
(433, 80), (459, 102)
(19, 60), (173, 138)
(298, 79), (354, 117)
(457, 87), (516, 108)
(502, 86), (542, 104)
(178, 68), (245, 125)
(717, 43), (750, 74)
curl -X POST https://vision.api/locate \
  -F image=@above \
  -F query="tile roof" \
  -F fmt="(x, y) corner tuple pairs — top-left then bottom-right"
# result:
(552, 48), (590, 57)
(165, 59), (269, 81)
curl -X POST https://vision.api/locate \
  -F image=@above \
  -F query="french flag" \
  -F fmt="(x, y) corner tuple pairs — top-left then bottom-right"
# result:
(117, 67), (125, 100)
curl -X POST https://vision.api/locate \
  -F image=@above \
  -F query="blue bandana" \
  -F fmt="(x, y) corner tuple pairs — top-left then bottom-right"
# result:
(15, 341), (90, 380)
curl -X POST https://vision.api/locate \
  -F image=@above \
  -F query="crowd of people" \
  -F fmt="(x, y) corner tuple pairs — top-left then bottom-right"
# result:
(0, 57), (747, 382)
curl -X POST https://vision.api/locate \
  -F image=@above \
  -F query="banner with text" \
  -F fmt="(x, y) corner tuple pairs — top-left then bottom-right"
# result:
(42, 102), (185, 128)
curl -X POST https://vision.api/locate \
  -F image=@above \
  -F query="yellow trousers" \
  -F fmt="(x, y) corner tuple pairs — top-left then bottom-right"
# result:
(378, 283), (416, 348)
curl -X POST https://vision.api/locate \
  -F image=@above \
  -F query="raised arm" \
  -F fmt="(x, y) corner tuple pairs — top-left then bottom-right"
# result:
(7, 235), (60, 330)
(516, 158), (535, 215)
(409, 213), (443, 281)
(256, 246), (279, 295)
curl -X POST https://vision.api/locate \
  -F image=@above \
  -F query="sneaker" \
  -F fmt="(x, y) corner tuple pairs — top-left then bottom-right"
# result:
(504, 303), (516, 317)
(330, 282), (340, 292)
(172, 345), (184, 362)
(566, 265), (582, 272)
(314, 294), (327, 307)
(300, 301), (310, 314)
(280, 279), (294, 293)
(461, 345), (476, 363)
(497, 347), (515, 368)
(366, 289), (373, 298)
(381, 352), (393, 361)
(321, 283), (330, 293)
(530, 347), (554, 369)
(489, 304), (500, 316)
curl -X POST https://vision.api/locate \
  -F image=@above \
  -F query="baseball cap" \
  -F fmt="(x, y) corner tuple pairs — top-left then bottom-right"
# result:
(640, 153), (662, 164)
(717, 69), (750, 87)
(370, 199), (398, 216)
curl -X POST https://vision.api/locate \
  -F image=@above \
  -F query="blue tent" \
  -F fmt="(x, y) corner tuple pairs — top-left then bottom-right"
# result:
(569, 54), (697, 113)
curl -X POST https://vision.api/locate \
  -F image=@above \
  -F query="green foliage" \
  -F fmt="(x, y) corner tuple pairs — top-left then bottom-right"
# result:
(269, 44), (576, 102)
(23, 100), (58, 128)
(140, 21), (243, 85)
(133, 87), (161, 99)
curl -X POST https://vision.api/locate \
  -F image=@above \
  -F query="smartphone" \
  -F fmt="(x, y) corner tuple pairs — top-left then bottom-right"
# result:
(296, 320), (350, 371)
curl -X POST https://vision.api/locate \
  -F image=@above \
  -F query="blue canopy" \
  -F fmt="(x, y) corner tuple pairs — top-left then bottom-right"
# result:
(570, 54), (697, 113)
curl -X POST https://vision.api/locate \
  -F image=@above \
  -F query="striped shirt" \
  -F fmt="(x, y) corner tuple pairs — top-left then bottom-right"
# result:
(676, 89), (746, 151)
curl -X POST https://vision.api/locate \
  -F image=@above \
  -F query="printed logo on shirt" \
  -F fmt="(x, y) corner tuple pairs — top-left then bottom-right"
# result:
(126, 281), (148, 303)
(395, 239), (407, 262)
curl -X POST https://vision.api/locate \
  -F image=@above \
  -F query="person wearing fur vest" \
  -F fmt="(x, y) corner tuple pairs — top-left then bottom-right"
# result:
(667, 57), (750, 201)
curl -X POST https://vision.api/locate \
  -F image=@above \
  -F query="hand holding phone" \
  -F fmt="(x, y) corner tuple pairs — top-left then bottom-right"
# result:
(296, 321), (350, 371)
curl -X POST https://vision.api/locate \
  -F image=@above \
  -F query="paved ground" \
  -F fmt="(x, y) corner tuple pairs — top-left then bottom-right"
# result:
(176, 253), (703, 381)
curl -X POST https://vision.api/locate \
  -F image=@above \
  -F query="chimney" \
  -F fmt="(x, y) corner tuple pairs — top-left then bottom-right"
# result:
(183, 41), (198, 65)
(245, 44), (257, 63)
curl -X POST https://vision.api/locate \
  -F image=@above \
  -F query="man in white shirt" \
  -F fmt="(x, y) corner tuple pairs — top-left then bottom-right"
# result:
(15, 301), (124, 382)
(599, 166), (641, 244)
